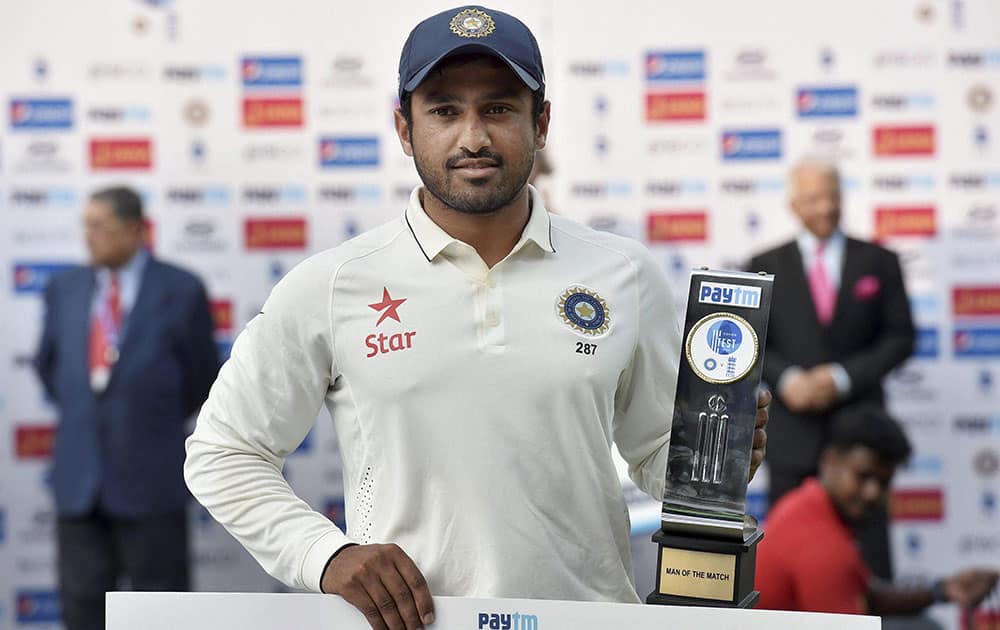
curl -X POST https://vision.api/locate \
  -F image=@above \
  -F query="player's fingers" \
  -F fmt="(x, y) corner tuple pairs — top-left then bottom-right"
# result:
(392, 548), (435, 627)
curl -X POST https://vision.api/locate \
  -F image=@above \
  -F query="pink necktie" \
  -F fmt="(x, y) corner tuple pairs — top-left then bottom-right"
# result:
(808, 242), (836, 325)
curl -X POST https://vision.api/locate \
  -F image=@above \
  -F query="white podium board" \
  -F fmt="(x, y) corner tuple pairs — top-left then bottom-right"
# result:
(107, 592), (880, 629)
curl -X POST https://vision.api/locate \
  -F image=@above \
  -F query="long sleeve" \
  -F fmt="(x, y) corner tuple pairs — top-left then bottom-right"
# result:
(184, 253), (351, 592)
(611, 246), (681, 502)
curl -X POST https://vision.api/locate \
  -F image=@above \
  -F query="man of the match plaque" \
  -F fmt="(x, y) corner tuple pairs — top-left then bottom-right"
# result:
(647, 268), (773, 609)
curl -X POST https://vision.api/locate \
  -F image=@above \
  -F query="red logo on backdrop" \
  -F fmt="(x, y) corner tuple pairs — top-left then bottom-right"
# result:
(646, 91), (706, 122)
(210, 300), (233, 333)
(890, 488), (944, 521)
(244, 218), (307, 250)
(365, 287), (416, 358)
(89, 138), (153, 169)
(953, 287), (1000, 316)
(874, 206), (936, 239)
(873, 125), (935, 157)
(242, 97), (303, 128)
(647, 211), (708, 242)
(15, 425), (56, 459)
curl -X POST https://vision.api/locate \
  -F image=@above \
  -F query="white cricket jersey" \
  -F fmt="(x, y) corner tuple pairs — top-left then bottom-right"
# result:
(185, 185), (681, 603)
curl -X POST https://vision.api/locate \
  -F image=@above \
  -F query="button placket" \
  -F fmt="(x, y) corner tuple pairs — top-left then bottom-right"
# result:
(482, 270), (504, 347)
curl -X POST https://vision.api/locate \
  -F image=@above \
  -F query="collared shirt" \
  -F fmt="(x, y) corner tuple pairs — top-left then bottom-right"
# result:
(91, 248), (149, 336)
(185, 185), (681, 602)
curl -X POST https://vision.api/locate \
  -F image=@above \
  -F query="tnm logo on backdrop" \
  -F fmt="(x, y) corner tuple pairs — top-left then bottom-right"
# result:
(478, 610), (538, 630)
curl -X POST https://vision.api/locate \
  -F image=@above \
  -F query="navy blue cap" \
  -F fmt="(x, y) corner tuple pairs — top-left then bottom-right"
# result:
(398, 6), (545, 99)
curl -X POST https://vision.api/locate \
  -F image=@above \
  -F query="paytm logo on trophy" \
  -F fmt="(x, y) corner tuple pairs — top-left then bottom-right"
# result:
(699, 281), (762, 309)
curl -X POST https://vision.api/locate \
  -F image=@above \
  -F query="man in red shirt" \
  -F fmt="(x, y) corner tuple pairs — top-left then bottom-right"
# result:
(757, 404), (997, 615)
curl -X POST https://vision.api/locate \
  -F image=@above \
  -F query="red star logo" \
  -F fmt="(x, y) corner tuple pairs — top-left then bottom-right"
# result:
(368, 287), (406, 326)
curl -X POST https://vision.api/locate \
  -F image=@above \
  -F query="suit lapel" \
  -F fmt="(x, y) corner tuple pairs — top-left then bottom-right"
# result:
(114, 259), (161, 375)
(832, 238), (862, 325)
(72, 269), (98, 376)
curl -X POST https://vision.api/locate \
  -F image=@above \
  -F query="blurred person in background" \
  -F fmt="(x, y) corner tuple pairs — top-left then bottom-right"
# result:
(757, 405), (998, 625)
(34, 185), (219, 630)
(748, 158), (915, 579)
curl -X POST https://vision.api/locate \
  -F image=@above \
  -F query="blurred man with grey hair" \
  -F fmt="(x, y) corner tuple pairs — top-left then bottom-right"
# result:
(748, 158), (915, 579)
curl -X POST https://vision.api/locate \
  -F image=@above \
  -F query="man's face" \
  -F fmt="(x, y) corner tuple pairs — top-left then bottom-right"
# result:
(84, 199), (142, 268)
(790, 167), (841, 239)
(821, 445), (896, 526)
(394, 57), (550, 215)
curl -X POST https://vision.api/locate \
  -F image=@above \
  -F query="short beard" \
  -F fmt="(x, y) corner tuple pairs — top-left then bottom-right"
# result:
(414, 146), (533, 215)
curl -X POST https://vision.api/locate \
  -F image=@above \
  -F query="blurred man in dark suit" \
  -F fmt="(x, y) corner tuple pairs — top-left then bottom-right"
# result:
(748, 159), (915, 578)
(34, 186), (219, 630)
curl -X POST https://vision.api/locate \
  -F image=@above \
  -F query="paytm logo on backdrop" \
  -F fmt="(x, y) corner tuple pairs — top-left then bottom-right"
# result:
(797, 86), (858, 118)
(722, 129), (782, 160)
(645, 51), (705, 82)
(478, 611), (539, 630)
(10, 98), (73, 130)
(16, 590), (60, 623)
(319, 137), (379, 167)
(699, 282), (761, 309)
(14, 262), (74, 294)
(241, 56), (302, 88)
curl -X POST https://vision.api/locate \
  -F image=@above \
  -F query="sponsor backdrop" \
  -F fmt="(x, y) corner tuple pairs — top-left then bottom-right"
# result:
(0, 0), (998, 628)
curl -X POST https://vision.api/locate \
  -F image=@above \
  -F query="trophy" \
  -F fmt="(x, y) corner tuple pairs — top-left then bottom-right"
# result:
(647, 268), (773, 608)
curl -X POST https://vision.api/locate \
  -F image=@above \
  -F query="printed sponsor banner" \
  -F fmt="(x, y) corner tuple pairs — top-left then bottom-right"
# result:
(721, 129), (782, 160)
(645, 51), (705, 82)
(15, 425), (56, 459)
(647, 211), (708, 242)
(646, 91), (706, 122)
(953, 287), (1000, 317)
(242, 98), (304, 128)
(873, 125), (935, 157)
(10, 98), (73, 130)
(890, 488), (944, 521)
(13, 262), (75, 294)
(244, 218), (307, 250)
(319, 137), (380, 167)
(89, 138), (153, 169)
(796, 86), (858, 118)
(874, 206), (936, 239)
(241, 56), (303, 88)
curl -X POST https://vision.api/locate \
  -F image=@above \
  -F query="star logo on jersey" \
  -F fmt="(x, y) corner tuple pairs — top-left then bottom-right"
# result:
(369, 287), (406, 326)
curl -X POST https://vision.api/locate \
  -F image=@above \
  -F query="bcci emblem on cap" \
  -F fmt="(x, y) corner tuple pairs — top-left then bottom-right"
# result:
(450, 8), (496, 38)
(557, 286), (611, 336)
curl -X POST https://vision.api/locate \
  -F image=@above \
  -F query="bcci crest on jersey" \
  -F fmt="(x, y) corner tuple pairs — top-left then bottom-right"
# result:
(556, 286), (611, 336)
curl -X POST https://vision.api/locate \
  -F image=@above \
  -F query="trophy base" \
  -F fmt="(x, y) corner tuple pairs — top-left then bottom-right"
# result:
(645, 527), (763, 609)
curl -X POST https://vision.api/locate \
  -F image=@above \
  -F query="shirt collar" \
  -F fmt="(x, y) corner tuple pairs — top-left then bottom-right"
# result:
(404, 185), (555, 262)
(96, 247), (149, 284)
(797, 228), (844, 256)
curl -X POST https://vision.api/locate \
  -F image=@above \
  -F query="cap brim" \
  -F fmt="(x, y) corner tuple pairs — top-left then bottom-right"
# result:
(402, 43), (541, 95)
